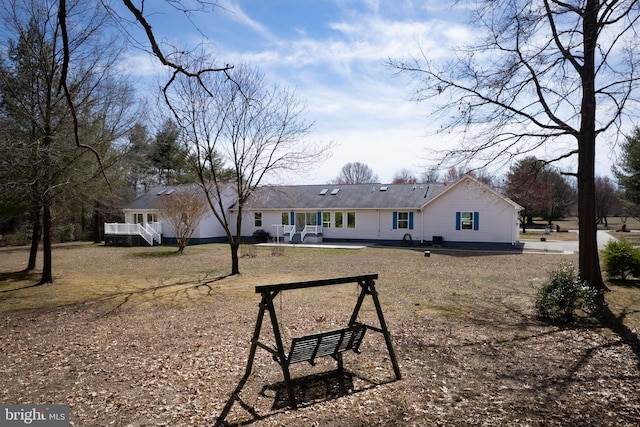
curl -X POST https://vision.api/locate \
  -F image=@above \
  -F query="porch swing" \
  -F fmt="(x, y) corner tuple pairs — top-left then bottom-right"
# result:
(242, 273), (401, 408)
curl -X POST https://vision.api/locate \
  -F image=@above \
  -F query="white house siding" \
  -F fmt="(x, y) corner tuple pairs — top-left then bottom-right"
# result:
(323, 210), (379, 241)
(423, 180), (520, 245)
(233, 210), (284, 240)
(190, 211), (228, 243)
(239, 209), (426, 244)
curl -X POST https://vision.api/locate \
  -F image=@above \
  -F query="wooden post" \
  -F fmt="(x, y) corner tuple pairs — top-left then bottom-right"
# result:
(264, 290), (297, 408)
(366, 277), (402, 380)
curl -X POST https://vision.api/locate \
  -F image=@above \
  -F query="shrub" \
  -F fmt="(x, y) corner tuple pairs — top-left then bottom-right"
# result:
(55, 223), (77, 243)
(252, 229), (270, 243)
(601, 239), (640, 280)
(3, 222), (32, 246)
(534, 262), (602, 323)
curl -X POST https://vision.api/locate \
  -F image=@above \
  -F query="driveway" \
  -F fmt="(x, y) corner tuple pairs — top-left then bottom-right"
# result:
(521, 230), (616, 253)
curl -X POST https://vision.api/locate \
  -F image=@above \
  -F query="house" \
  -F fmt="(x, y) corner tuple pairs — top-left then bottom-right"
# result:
(105, 176), (523, 248)
(104, 184), (235, 246)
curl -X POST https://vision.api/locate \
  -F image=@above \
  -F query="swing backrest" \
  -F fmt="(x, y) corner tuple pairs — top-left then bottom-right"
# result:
(286, 323), (366, 365)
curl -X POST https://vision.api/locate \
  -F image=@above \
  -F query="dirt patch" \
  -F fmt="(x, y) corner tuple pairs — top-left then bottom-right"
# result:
(1, 244), (639, 426)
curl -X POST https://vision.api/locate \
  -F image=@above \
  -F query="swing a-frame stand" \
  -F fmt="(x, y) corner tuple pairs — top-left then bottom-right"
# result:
(243, 273), (401, 408)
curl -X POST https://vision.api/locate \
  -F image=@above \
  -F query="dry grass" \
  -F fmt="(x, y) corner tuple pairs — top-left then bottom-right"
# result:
(1, 243), (639, 426)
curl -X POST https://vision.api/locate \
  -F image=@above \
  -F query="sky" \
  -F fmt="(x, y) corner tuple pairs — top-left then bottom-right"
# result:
(117, 0), (619, 185)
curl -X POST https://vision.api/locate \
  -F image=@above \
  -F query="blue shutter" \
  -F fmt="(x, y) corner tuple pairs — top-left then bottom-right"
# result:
(409, 212), (414, 230)
(290, 211), (294, 225)
(474, 212), (479, 230)
(317, 211), (322, 225)
(392, 212), (398, 229)
(455, 211), (461, 230)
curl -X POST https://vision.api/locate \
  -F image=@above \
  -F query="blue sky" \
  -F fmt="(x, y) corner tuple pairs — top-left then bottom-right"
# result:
(119, 0), (475, 184)
(119, 0), (619, 185)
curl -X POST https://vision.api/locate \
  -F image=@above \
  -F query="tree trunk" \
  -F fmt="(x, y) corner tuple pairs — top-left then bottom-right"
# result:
(577, 138), (604, 289)
(41, 193), (53, 284)
(230, 206), (243, 275)
(25, 203), (42, 272)
(230, 240), (240, 275)
(40, 132), (53, 285)
(92, 204), (102, 244)
(577, 0), (605, 290)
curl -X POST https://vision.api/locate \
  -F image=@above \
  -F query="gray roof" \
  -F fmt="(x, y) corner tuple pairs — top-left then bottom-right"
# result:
(242, 183), (449, 211)
(124, 184), (205, 210)
(124, 177), (522, 212)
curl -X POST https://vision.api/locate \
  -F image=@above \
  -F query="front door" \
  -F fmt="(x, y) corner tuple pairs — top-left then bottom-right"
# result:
(295, 213), (306, 232)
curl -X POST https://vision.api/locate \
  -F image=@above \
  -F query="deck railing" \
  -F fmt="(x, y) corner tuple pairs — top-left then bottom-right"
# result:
(105, 222), (162, 246)
(272, 224), (322, 243)
(145, 223), (162, 245)
(301, 225), (322, 242)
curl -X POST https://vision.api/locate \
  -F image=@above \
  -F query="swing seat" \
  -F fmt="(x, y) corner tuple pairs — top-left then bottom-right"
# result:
(275, 323), (367, 367)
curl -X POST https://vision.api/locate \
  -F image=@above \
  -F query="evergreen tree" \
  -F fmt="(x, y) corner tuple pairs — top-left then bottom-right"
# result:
(614, 127), (640, 206)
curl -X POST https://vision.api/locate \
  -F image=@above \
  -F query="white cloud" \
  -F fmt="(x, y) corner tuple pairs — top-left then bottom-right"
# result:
(215, 0), (276, 42)
(209, 9), (467, 183)
(119, 2), (481, 183)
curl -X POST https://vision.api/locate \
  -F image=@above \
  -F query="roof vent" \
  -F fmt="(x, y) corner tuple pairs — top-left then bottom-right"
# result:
(331, 188), (340, 195)
(319, 188), (329, 195)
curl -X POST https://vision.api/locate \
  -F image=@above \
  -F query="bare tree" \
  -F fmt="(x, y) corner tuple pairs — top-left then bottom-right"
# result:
(442, 167), (462, 184)
(390, 0), (640, 289)
(420, 167), (440, 183)
(332, 162), (379, 184)
(0, 0), (136, 284)
(157, 187), (208, 253)
(504, 158), (552, 231)
(392, 168), (418, 184)
(595, 176), (619, 227)
(164, 62), (328, 275)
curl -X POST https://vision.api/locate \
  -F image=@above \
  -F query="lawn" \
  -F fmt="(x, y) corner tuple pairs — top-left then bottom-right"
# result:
(0, 242), (639, 426)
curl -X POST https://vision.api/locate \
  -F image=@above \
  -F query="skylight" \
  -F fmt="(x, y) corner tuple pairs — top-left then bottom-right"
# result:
(319, 188), (329, 195)
(330, 188), (340, 195)
(156, 189), (166, 195)
(380, 186), (388, 191)
(165, 189), (175, 195)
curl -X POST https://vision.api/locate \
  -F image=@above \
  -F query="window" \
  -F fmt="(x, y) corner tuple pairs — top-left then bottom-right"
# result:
(305, 212), (317, 226)
(393, 211), (414, 230)
(347, 212), (356, 228)
(335, 212), (343, 228)
(456, 211), (479, 231)
(398, 212), (409, 229)
(254, 212), (263, 227)
(322, 212), (331, 228)
(281, 212), (289, 225)
(147, 213), (157, 223)
(133, 213), (143, 224)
